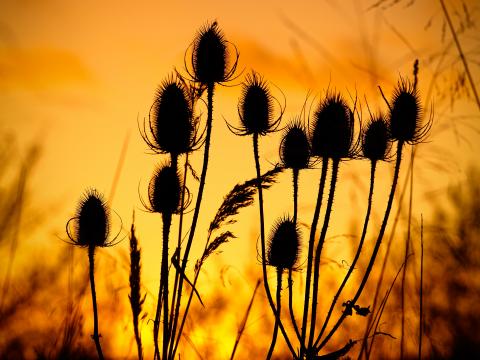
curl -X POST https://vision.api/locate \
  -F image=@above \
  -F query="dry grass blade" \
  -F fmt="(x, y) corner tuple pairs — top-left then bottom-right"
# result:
(208, 165), (283, 234)
(196, 231), (236, 272)
(172, 252), (204, 307)
(129, 214), (145, 360)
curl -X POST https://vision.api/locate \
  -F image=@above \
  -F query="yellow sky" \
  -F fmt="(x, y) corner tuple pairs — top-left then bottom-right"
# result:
(0, 0), (479, 357)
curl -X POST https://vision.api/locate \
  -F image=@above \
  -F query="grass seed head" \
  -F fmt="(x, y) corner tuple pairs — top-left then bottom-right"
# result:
(267, 216), (300, 270)
(310, 92), (356, 160)
(68, 189), (110, 248)
(280, 119), (310, 170)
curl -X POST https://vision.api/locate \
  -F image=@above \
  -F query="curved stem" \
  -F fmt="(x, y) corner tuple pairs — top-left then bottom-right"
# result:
(314, 161), (376, 347)
(88, 245), (105, 360)
(308, 159), (339, 352)
(170, 83), (214, 360)
(317, 142), (403, 353)
(253, 133), (296, 357)
(300, 158), (328, 357)
(266, 269), (282, 360)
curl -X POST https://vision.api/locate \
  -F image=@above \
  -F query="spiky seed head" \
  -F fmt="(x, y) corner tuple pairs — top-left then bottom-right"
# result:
(362, 114), (391, 162)
(389, 79), (422, 143)
(151, 78), (193, 155)
(238, 72), (274, 135)
(280, 120), (310, 169)
(72, 189), (110, 248)
(311, 93), (355, 159)
(192, 21), (228, 85)
(148, 164), (182, 214)
(267, 217), (300, 270)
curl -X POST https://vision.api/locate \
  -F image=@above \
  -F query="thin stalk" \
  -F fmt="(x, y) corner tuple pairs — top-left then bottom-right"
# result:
(88, 245), (105, 360)
(266, 269), (283, 360)
(288, 269), (301, 341)
(315, 161), (377, 347)
(317, 142), (404, 352)
(170, 83), (214, 360)
(168, 154), (189, 356)
(162, 213), (172, 360)
(358, 154), (413, 358)
(293, 168), (299, 224)
(300, 157), (328, 357)
(439, 0), (480, 111)
(401, 149), (414, 360)
(253, 133), (296, 356)
(308, 159), (339, 352)
(419, 216), (424, 360)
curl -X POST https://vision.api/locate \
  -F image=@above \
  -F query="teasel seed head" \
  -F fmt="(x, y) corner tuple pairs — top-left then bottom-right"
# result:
(267, 216), (300, 270)
(228, 71), (284, 136)
(191, 21), (237, 85)
(310, 92), (357, 160)
(362, 114), (392, 162)
(67, 189), (110, 248)
(146, 163), (186, 215)
(280, 119), (310, 170)
(389, 78), (424, 144)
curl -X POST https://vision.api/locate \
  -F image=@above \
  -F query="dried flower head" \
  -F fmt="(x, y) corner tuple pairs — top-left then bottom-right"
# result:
(141, 76), (201, 156)
(362, 114), (392, 162)
(280, 119), (310, 170)
(267, 216), (300, 270)
(190, 21), (238, 85)
(228, 71), (284, 136)
(66, 189), (111, 248)
(389, 78), (428, 144)
(145, 164), (187, 215)
(310, 92), (357, 160)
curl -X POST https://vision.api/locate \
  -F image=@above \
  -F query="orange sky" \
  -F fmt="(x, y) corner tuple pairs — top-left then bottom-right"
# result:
(0, 0), (479, 358)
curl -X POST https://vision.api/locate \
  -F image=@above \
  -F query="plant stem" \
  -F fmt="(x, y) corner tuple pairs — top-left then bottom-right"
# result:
(88, 245), (105, 360)
(253, 133), (296, 356)
(308, 159), (339, 352)
(288, 269), (301, 341)
(317, 142), (403, 353)
(266, 269), (282, 360)
(300, 157), (328, 357)
(314, 161), (376, 347)
(170, 82), (214, 360)
(293, 168), (299, 224)
(419, 216), (424, 360)
(162, 213), (172, 360)
(168, 154), (188, 358)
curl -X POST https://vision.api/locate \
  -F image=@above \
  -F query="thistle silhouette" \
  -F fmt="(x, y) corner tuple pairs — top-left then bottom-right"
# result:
(66, 189), (118, 360)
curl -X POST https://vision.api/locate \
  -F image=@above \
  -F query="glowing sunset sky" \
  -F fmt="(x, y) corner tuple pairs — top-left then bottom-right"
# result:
(0, 0), (478, 358)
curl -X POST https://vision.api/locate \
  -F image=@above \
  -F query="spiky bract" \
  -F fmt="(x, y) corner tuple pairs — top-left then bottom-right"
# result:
(311, 93), (356, 160)
(192, 21), (229, 85)
(362, 114), (391, 162)
(68, 189), (110, 248)
(148, 77), (194, 155)
(389, 79), (423, 143)
(267, 217), (300, 270)
(280, 119), (310, 170)
(147, 164), (183, 215)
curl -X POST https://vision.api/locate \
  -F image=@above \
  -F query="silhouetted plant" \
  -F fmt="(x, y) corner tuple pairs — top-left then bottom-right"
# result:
(66, 189), (119, 360)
